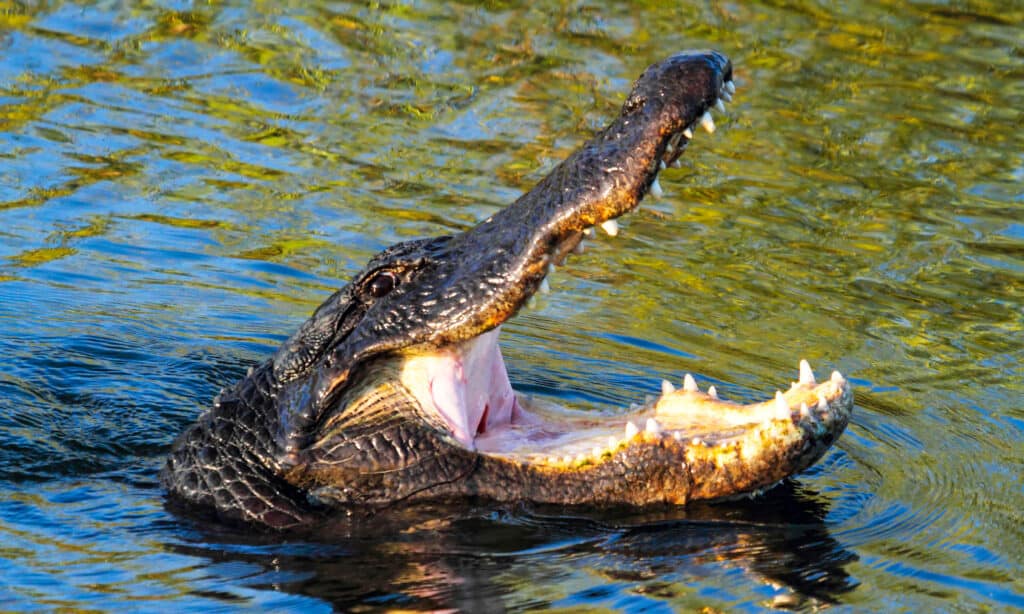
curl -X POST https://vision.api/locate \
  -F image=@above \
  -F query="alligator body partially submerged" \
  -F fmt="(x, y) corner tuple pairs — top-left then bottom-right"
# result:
(163, 51), (852, 529)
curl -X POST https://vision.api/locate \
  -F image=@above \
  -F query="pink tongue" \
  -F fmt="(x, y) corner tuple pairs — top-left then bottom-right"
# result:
(420, 328), (517, 448)
(428, 358), (473, 447)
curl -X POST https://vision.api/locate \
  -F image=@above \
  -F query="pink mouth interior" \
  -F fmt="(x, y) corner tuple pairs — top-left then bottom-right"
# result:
(400, 328), (528, 449)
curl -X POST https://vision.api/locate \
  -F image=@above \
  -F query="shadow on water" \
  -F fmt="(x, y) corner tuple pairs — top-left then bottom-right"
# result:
(166, 481), (856, 611)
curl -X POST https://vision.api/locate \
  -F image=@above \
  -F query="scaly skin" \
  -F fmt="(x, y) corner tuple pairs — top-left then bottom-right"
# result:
(162, 51), (853, 529)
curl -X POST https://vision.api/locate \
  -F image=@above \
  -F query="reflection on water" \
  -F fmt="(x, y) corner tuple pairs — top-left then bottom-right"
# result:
(163, 483), (856, 612)
(1, 0), (1022, 611)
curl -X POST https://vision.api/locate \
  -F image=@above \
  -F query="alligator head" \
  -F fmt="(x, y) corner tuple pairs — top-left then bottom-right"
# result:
(162, 51), (853, 529)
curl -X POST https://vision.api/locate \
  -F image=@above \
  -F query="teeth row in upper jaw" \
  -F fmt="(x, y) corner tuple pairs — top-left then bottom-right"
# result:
(536, 80), (739, 302)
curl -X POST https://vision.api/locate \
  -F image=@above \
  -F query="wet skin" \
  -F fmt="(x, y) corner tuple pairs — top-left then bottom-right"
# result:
(162, 51), (852, 529)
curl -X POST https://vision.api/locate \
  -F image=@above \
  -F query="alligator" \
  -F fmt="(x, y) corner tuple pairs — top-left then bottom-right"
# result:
(162, 50), (853, 529)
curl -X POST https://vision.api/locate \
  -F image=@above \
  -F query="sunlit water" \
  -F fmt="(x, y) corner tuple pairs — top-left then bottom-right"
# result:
(1, 1), (1021, 611)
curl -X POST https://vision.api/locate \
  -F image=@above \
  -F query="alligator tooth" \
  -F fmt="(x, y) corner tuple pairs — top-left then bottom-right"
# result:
(799, 359), (816, 386)
(600, 219), (619, 237)
(683, 373), (699, 392)
(659, 160), (667, 170)
(691, 437), (703, 446)
(575, 453), (587, 464)
(800, 403), (811, 419)
(608, 436), (618, 449)
(715, 99), (726, 113)
(562, 455), (573, 465)
(774, 391), (790, 419)
(817, 393), (829, 412)
(650, 176), (663, 198)
(592, 447), (603, 459)
(547, 456), (558, 464)
(629, 402), (641, 411)
(673, 431), (683, 441)
(707, 385), (718, 400)
(624, 421), (640, 439)
(831, 370), (846, 385)
(725, 80), (736, 95)
(583, 227), (594, 237)
(671, 159), (682, 168)
(661, 379), (676, 395)
(700, 112), (715, 133)
(645, 418), (661, 435)
(666, 142), (674, 154)
(683, 127), (694, 139)
(246, 366), (255, 377)
(720, 89), (732, 102)
(539, 278), (550, 294)
(572, 241), (585, 254)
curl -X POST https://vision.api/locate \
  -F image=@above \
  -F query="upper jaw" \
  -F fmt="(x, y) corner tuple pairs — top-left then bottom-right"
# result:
(426, 51), (736, 342)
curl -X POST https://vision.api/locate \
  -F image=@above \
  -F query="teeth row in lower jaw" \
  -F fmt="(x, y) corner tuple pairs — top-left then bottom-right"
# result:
(536, 359), (846, 467)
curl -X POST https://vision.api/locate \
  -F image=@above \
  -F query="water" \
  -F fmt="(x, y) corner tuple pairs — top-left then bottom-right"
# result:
(1, 1), (1021, 611)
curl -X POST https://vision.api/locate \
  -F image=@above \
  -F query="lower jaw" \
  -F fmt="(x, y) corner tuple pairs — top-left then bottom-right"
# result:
(396, 330), (851, 496)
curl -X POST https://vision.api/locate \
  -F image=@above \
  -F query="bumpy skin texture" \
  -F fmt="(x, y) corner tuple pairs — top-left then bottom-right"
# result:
(162, 51), (849, 529)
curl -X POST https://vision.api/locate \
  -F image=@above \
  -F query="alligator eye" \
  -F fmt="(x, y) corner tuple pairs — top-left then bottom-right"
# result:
(368, 271), (398, 298)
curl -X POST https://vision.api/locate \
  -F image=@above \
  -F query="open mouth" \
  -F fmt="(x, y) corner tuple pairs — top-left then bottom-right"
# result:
(397, 76), (852, 483)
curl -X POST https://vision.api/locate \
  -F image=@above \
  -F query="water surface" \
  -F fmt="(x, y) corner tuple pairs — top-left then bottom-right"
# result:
(1, 1), (1021, 611)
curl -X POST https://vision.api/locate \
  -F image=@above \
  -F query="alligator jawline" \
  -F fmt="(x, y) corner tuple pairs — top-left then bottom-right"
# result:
(393, 163), (852, 476)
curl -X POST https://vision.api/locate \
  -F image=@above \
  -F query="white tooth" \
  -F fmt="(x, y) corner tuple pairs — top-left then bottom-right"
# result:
(666, 142), (674, 153)
(817, 393), (829, 412)
(671, 159), (682, 168)
(708, 385), (718, 400)
(645, 418), (661, 435)
(572, 241), (585, 254)
(575, 453), (587, 464)
(700, 112), (715, 133)
(715, 99), (726, 113)
(608, 436), (618, 449)
(625, 421), (640, 439)
(539, 278), (550, 294)
(600, 219), (619, 236)
(583, 227), (593, 237)
(547, 456), (558, 464)
(725, 80), (736, 94)
(720, 90), (732, 102)
(629, 402), (641, 411)
(683, 127), (694, 139)
(774, 391), (790, 419)
(547, 263), (555, 275)
(673, 431), (683, 440)
(799, 359), (816, 386)
(691, 437), (703, 446)
(661, 379), (676, 395)
(659, 160), (667, 170)
(683, 373), (699, 392)
(592, 447), (603, 458)
(562, 455), (573, 464)
(650, 176), (663, 198)
(800, 403), (811, 419)
(831, 370), (846, 385)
